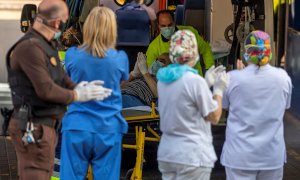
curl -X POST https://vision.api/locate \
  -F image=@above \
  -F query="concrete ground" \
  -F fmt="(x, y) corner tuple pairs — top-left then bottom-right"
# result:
(120, 111), (300, 180)
(0, 0), (41, 83)
(1, 111), (300, 180)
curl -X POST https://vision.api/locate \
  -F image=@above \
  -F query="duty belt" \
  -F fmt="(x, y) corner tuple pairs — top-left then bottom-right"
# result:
(31, 117), (61, 131)
(12, 111), (61, 131)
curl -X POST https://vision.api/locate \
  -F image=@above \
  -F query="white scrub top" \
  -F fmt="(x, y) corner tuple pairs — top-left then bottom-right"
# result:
(221, 64), (292, 170)
(157, 72), (218, 168)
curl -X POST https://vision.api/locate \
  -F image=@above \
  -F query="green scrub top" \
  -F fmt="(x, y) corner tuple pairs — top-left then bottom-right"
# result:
(146, 26), (214, 76)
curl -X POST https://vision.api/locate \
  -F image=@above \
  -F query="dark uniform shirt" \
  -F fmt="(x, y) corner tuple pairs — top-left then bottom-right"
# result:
(9, 30), (76, 118)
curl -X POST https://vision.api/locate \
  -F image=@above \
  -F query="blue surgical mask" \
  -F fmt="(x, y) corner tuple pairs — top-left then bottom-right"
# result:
(53, 31), (62, 40)
(54, 20), (65, 40)
(243, 53), (250, 62)
(160, 26), (175, 40)
(149, 60), (165, 75)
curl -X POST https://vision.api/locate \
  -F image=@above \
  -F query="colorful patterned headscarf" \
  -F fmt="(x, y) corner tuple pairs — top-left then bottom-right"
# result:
(169, 30), (199, 65)
(244, 30), (272, 66)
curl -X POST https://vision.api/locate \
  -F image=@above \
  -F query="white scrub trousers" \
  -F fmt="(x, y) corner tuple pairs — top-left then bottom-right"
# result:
(158, 161), (212, 180)
(225, 166), (284, 180)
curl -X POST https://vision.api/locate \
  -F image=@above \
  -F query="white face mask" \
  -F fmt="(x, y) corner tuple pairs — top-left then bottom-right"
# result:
(53, 31), (62, 40)
(160, 26), (175, 40)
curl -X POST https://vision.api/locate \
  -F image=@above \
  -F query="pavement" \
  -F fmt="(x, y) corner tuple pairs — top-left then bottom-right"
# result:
(0, 20), (23, 83)
(1, 111), (300, 180)
(0, 1), (40, 83)
(0, 0), (40, 20)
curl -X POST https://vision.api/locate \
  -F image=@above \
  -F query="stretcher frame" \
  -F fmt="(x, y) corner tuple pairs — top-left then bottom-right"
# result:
(86, 102), (160, 180)
(122, 102), (160, 180)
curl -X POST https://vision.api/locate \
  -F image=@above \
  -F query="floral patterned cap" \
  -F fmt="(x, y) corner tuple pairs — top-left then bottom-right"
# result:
(169, 30), (199, 65)
(244, 30), (272, 66)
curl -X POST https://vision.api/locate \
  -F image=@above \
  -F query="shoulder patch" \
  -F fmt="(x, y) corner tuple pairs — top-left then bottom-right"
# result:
(50, 57), (57, 66)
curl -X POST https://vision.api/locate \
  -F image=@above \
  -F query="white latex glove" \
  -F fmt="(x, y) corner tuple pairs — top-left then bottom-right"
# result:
(87, 80), (112, 100)
(205, 65), (226, 87)
(74, 81), (88, 91)
(74, 81), (112, 102)
(213, 71), (229, 97)
(137, 52), (148, 75)
(130, 57), (141, 77)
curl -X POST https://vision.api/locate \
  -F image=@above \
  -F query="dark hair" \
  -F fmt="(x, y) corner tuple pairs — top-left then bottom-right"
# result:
(156, 10), (174, 23)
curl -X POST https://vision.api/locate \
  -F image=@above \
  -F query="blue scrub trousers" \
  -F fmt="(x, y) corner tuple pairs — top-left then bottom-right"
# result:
(60, 130), (122, 180)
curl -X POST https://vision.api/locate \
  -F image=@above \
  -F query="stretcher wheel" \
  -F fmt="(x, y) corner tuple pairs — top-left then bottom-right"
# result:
(224, 23), (234, 44)
(125, 168), (134, 180)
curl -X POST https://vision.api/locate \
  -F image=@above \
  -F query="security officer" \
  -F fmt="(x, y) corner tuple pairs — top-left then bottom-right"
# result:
(6, 0), (112, 179)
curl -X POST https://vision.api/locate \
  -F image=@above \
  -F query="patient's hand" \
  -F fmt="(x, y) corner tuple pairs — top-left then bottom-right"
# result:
(130, 57), (142, 78)
(121, 80), (130, 89)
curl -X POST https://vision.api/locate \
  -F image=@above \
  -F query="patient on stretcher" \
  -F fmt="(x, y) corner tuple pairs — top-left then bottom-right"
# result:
(121, 52), (170, 108)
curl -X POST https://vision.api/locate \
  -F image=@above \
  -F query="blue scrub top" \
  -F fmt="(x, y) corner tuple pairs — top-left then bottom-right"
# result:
(62, 47), (129, 134)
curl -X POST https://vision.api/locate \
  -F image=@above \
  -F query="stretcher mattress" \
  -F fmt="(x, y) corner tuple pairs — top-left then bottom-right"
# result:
(122, 106), (155, 117)
(121, 106), (159, 123)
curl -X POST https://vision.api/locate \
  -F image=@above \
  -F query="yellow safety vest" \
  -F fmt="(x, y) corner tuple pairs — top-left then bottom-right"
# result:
(146, 25), (214, 76)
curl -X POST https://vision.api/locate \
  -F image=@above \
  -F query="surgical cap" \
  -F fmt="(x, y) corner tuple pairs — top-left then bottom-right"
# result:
(169, 30), (199, 65)
(244, 30), (272, 66)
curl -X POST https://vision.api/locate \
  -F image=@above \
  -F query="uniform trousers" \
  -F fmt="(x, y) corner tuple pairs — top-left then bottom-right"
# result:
(8, 119), (58, 180)
(225, 166), (284, 180)
(158, 161), (212, 180)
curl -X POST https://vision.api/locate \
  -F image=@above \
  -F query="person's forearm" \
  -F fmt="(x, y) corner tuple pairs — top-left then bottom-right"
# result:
(142, 73), (158, 97)
(63, 74), (76, 89)
(206, 95), (222, 124)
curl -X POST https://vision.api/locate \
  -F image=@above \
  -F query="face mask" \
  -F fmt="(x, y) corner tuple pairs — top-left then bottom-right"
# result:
(52, 21), (65, 40)
(53, 31), (62, 40)
(243, 53), (250, 62)
(149, 60), (165, 75)
(160, 26), (175, 40)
